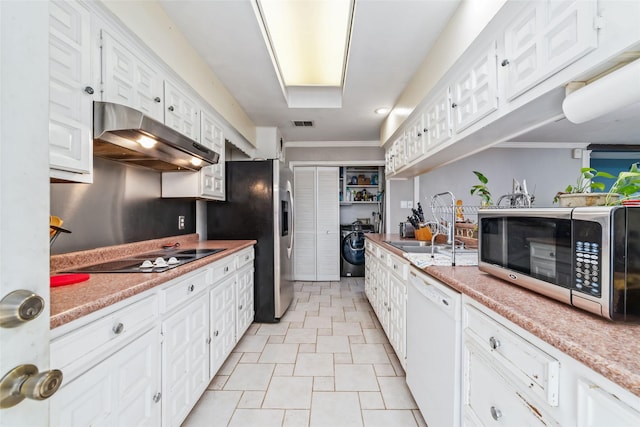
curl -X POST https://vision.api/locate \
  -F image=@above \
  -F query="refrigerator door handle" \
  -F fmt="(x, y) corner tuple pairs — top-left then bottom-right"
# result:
(287, 180), (294, 258)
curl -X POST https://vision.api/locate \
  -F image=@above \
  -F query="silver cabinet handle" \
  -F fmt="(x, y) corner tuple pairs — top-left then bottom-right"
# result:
(154, 96), (161, 103)
(168, 105), (175, 112)
(501, 59), (510, 67)
(214, 330), (219, 337)
(188, 284), (195, 292)
(489, 336), (501, 350)
(239, 305), (243, 310)
(84, 86), (94, 95)
(153, 392), (162, 403)
(112, 322), (124, 335)
(224, 266), (229, 273)
(451, 103), (458, 109)
(490, 406), (502, 420)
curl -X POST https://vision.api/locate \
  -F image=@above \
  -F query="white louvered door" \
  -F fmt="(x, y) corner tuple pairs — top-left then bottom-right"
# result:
(316, 167), (340, 280)
(294, 167), (317, 280)
(293, 166), (339, 281)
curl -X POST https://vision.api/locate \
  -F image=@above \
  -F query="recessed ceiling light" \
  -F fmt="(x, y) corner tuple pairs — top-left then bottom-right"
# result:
(375, 107), (390, 115)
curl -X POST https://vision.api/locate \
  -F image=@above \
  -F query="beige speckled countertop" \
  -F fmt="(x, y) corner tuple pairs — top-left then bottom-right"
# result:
(367, 233), (640, 398)
(50, 234), (256, 329)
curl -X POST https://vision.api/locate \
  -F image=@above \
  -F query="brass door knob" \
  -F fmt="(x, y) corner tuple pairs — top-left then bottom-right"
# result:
(0, 364), (63, 409)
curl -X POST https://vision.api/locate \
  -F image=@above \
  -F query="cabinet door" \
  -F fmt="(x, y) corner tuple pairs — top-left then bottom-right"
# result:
(405, 115), (426, 163)
(294, 167), (317, 280)
(210, 276), (236, 376)
(392, 135), (407, 171)
(51, 327), (161, 427)
(385, 146), (395, 176)
(162, 295), (210, 427)
(236, 264), (255, 338)
(576, 378), (640, 427)
(388, 274), (406, 364)
(503, 0), (597, 101)
(200, 111), (225, 200)
(164, 80), (200, 141)
(101, 31), (164, 121)
(316, 167), (340, 280)
(451, 43), (499, 133)
(425, 88), (452, 150)
(49, 0), (93, 180)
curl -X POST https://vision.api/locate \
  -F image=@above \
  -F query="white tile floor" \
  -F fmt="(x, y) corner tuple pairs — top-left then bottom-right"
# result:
(182, 277), (427, 427)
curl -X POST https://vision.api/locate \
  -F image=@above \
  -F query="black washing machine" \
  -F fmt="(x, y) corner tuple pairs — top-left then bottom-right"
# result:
(340, 223), (375, 277)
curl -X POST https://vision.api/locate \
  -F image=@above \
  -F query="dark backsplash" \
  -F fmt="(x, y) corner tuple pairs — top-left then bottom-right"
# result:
(50, 157), (195, 254)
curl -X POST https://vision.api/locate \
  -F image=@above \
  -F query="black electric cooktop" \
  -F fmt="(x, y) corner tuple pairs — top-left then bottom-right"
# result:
(66, 248), (226, 273)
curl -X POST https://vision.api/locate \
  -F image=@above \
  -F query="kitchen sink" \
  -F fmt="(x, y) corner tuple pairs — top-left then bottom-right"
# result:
(384, 240), (477, 255)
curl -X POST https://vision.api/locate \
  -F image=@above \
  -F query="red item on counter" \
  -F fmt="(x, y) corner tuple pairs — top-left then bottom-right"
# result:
(50, 274), (90, 287)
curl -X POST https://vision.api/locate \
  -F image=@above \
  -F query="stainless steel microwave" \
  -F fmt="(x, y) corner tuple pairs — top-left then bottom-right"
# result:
(478, 206), (640, 321)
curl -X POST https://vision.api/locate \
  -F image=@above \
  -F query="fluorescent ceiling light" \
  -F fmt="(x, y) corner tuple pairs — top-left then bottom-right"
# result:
(253, 0), (355, 107)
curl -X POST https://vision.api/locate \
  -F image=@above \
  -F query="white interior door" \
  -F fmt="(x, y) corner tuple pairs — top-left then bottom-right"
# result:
(0, 2), (55, 425)
(293, 167), (317, 280)
(315, 167), (340, 281)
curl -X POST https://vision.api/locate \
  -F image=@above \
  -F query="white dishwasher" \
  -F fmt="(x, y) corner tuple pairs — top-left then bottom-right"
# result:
(407, 268), (462, 427)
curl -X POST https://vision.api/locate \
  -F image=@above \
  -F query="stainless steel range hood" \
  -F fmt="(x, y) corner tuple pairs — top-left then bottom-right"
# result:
(93, 101), (219, 171)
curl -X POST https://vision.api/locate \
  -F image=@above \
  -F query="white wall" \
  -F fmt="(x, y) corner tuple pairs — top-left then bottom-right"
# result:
(417, 147), (583, 222)
(387, 179), (415, 234)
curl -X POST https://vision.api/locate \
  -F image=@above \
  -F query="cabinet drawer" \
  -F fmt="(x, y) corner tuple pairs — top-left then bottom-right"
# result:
(211, 255), (236, 282)
(51, 294), (159, 375)
(464, 305), (559, 406)
(386, 253), (409, 280)
(160, 269), (209, 313)
(236, 247), (254, 269)
(464, 341), (559, 427)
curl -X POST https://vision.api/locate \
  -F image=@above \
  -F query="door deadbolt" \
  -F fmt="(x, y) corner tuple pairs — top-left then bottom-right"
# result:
(0, 365), (63, 409)
(0, 290), (45, 328)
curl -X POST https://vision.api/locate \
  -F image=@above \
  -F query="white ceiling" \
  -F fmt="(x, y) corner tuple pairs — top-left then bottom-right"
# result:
(158, 0), (461, 143)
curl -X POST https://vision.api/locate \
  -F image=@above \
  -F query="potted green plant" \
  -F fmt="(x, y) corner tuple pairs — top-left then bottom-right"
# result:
(606, 162), (640, 205)
(553, 167), (617, 207)
(470, 171), (493, 206)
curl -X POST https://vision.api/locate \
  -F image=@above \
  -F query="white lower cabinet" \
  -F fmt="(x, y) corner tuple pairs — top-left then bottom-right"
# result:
(236, 263), (255, 337)
(364, 239), (408, 369)
(51, 246), (256, 427)
(161, 292), (210, 427)
(462, 297), (640, 427)
(210, 275), (236, 375)
(51, 326), (161, 427)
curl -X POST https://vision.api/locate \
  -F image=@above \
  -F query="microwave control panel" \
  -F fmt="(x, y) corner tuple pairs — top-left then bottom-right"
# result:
(573, 220), (602, 297)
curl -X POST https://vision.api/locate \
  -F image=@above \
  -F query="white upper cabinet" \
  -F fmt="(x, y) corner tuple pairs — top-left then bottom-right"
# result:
(199, 111), (225, 199)
(49, 0), (94, 183)
(161, 109), (226, 200)
(424, 88), (452, 151)
(502, 0), (598, 101)
(101, 30), (164, 121)
(164, 80), (200, 141)
(405, 114), (426, 163)
(451, 42), (499, 133)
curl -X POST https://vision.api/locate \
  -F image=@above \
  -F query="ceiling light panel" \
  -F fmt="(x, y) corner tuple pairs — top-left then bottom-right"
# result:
(257, 0), (355, 87)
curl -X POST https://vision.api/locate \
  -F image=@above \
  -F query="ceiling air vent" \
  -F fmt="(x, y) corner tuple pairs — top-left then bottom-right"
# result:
(292, 120), (314, 127)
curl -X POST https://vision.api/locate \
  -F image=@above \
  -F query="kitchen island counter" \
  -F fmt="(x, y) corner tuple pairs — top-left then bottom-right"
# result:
(50, 234), (255, 329)
(366, 233), (640, 399)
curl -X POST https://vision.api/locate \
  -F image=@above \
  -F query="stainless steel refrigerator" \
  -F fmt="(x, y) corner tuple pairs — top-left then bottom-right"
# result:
(207, 159), (294, 323)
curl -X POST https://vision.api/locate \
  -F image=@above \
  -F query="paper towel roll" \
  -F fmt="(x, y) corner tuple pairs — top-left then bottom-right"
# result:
(562, 57), (640, 124)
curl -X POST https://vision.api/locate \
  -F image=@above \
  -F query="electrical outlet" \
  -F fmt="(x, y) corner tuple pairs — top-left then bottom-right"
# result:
(407, 201), (413, 209)
(178, 215), (185, 230)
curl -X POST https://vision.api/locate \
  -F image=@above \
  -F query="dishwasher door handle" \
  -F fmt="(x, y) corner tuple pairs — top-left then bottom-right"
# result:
(410, 274), (454, 310)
